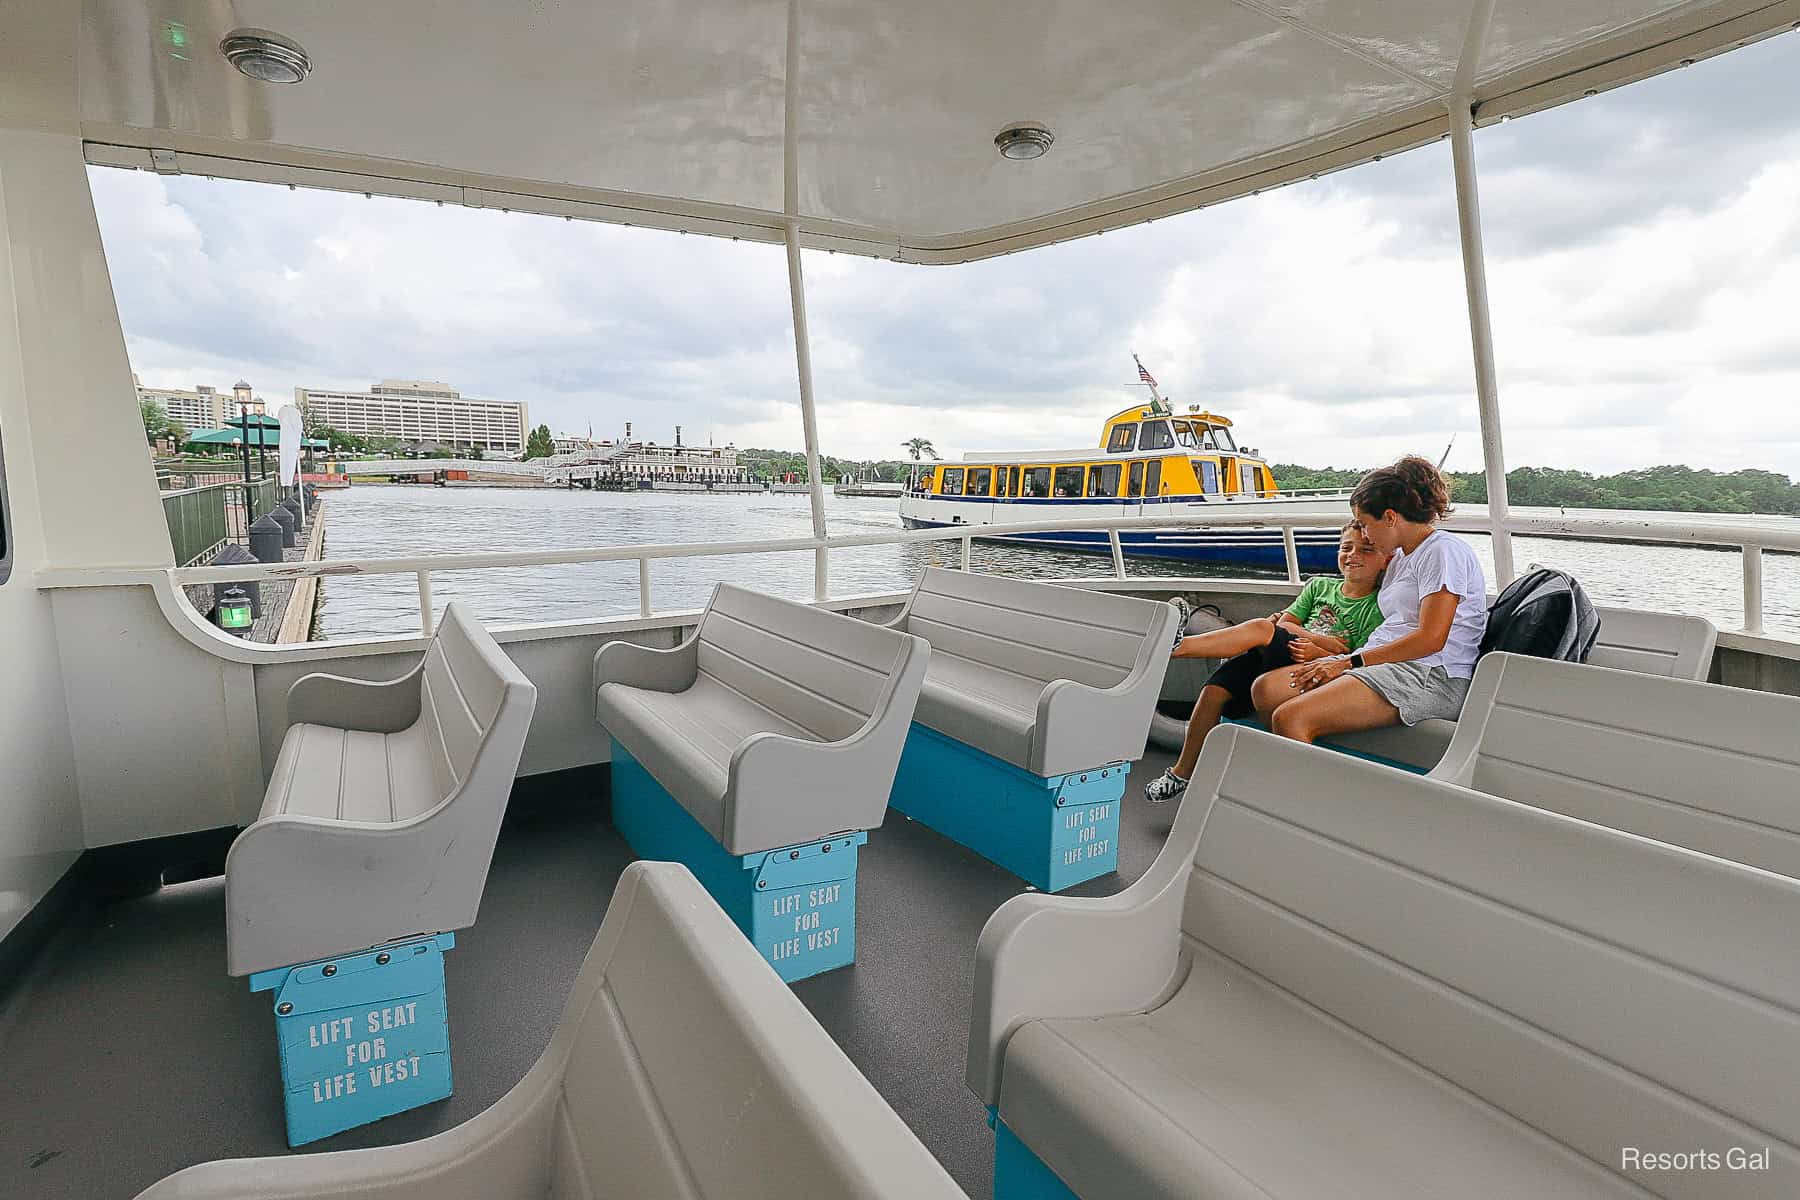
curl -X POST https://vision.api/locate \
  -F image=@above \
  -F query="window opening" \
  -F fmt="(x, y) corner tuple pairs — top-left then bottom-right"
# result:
(1053, 466), (1084, 498)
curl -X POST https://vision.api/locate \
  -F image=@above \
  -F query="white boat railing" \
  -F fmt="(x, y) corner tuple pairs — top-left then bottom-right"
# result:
(41, 508), (1795, 640)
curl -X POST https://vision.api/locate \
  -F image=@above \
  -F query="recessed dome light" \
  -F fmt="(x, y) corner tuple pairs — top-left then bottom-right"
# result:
(994, 125), (1054, 161)
(220, 28), (312, 84)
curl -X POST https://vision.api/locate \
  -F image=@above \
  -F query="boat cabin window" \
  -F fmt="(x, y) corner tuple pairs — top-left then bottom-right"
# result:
(940, 467), (964, 494)
(997, 467), (1014, 498)
(1106, 423), (1137, 453)
(1088, 463), (1120, 497)
(1053, 466), (1084, 498)
(0, 430), (10, 586)
(1240, 463), (1261, 497)
(1172, 421), (1199, 449)
(1127, 461), (1145, 498)
(1213, 426), (1238, 452)
(1147, 460), (1163, 496)
(1193, 459), (1219, 494)
(1020, 467), (1051, 498)
(1140, 422), (1176, 451)
(966, 467), (992, 496)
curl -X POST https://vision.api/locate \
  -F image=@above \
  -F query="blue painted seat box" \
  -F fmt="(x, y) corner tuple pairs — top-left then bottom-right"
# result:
(248, 933), (455, 1146)
(991, 1111), (1080, 1200)
(890, 724), (1124, 893)
(610, 740), (864, 983)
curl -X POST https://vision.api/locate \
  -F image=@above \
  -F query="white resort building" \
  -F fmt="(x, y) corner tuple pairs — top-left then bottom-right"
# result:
(136, 378), (265, 430)
(295, 380), (528, 454)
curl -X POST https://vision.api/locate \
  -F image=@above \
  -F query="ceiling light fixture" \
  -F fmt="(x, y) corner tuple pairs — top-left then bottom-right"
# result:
(220, 28), (312, 84)
(994, 125), (1054, 161)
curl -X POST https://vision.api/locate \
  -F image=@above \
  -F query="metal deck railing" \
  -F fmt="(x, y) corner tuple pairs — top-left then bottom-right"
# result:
(93, 507), (1796, 640)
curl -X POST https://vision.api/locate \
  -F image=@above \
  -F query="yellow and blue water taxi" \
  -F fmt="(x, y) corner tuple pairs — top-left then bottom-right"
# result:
(899, 369), (1348, 570)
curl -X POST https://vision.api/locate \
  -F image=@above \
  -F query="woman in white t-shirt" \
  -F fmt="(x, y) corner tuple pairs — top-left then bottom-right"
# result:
(1250, 455), (1488, 743)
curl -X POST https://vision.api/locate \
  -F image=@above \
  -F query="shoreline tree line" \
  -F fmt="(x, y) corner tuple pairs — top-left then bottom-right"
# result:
(1273, 463), (1800, 515)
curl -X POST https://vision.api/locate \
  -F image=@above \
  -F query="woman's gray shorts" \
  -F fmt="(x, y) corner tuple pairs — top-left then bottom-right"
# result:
(1346, 661), (1471, 725)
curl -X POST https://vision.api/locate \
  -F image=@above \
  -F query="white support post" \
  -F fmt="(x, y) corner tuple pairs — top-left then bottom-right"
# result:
(814, 544), (829, 602)
(1281, 526), (1301, 584)
(1450, 0), (1516, 588)
(1108, 528), (1126, 578)
(1742, 545), (1764, 634)
(638, 558), (652, 618)
(960, 535), (973, 571)
(782, 0), (829, 568)
(416, 570), (434, 635)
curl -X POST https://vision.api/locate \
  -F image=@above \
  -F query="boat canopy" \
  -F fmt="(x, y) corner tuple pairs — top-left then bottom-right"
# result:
(70, 1), (1800, 263)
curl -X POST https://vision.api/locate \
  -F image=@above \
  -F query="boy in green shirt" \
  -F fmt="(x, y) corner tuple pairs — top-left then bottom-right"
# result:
(1145, 524), (1389, 803)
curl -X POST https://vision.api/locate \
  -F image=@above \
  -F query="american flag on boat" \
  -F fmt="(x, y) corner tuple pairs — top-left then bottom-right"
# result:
(1135, 356), (1157, 388)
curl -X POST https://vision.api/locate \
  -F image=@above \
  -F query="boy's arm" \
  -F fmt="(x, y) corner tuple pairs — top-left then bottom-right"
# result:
(1279, 578), (1322, 627)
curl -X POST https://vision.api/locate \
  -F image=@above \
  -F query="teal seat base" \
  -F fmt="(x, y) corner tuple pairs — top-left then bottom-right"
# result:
(890, 723), (1124, 893)
(610, 738), (865, 983)
(248, 933), (456, 1147)
(1220, 716), (1430, 775)
(992, 1111), (1081, 1200)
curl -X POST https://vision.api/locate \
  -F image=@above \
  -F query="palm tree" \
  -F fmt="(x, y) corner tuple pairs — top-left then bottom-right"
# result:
(903, 437), (937, 462)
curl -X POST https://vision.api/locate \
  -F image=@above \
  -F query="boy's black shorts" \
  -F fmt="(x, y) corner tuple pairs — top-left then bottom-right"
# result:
(1205, 624), (1301, 718)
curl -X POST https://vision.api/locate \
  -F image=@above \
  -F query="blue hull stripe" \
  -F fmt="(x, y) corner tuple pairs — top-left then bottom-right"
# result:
(901, 517), (1341, 570)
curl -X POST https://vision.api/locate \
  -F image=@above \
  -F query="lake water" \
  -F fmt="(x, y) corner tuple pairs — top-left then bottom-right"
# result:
(315, 486), (1800, 640)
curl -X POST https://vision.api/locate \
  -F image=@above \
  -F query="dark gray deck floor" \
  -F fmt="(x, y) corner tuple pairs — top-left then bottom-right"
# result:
(0, 744), (1180, 1200)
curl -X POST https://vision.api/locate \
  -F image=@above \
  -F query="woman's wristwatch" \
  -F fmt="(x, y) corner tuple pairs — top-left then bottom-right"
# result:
(1347, 652), (1365, 669)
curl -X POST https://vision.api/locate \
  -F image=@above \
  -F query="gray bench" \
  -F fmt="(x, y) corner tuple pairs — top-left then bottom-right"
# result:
(140, 863), (969, 1200)
(1432, 651), (1800, 878)
(969, 725), (1800, 1199)
(594, 583), (927, 981)
(226, 602), (537, 978)
(1328, 604), (1717, 771)
(882, 568), (1178, 891)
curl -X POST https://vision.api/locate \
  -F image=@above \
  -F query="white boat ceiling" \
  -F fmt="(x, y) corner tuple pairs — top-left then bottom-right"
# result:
(77, 0), (1800, 262)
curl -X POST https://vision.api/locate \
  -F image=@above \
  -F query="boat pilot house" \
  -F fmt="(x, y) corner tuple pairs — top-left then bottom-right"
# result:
(4, 3), (1800, 1199)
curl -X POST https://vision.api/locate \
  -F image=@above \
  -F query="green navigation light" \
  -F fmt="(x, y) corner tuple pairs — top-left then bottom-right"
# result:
(218, 586), (253, 635)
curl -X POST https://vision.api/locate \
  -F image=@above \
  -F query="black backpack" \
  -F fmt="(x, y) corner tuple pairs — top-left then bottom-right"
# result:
(1480, 568), (1600, 663)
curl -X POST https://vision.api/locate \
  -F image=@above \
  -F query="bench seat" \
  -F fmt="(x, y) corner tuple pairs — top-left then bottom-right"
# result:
(595, 675), (816, 843)
(226, 602), (537, 979)
(970, 725), (1800, 1200)
(911, 650), (1041, 767)
(261, 723), (445, 823)
(1327, 604), (1716, 771)
(1431, 652), (1800, 877)
(595, 583), (927, 981)
(886, 569), (1177, 891)
(1002, 950), (1636, 1200)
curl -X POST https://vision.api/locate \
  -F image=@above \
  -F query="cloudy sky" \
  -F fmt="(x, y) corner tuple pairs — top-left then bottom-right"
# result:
(94, 33), (1800, 477)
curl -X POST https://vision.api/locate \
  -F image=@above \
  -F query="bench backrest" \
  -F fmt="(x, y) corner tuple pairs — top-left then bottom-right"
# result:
(899, 567), (1165, 690)
(1437, 653), (1800, 878)
(1588, 604), (1716, 679)
(552, 862), (964, 1199)
(1183, 727), (1800, 1189)
(418, 602), (536, 805)
(696, 584), (911, 744)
